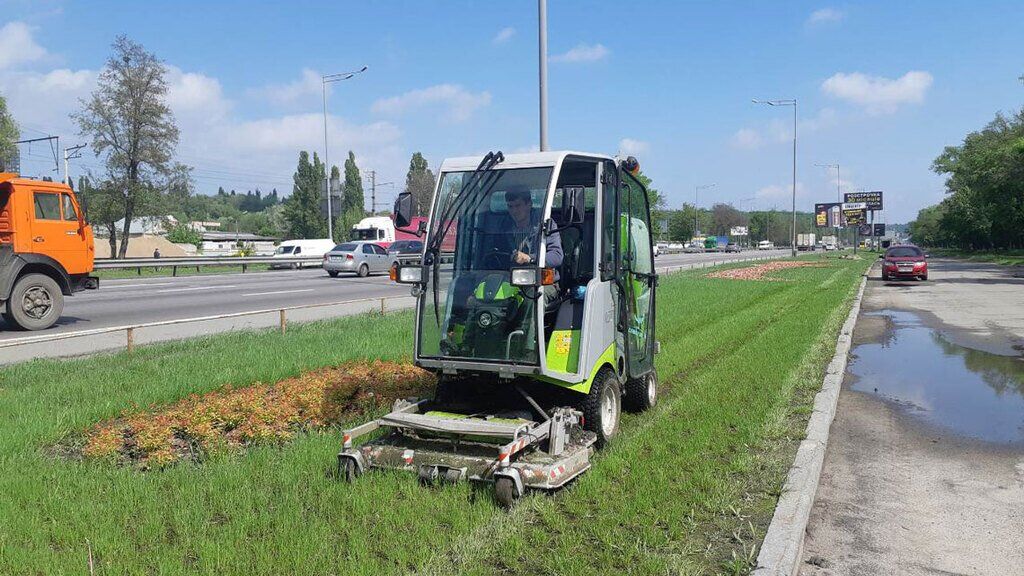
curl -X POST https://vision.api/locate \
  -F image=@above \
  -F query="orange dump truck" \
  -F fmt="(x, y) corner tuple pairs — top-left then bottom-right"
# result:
(0, 172), (97, 330)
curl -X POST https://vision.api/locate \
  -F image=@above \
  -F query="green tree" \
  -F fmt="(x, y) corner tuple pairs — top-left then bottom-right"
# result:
(0, 92), (18, 172)
(405, 152), (436, 216)
(342, 151), (364, 215)
(77, 175), (123, 256)
(710, 203), (748, 235)
(282, 151), (327, 239)
(668, 205), (695, 241)
(166, 223), (202, 248)
(73, 36), (181, 258)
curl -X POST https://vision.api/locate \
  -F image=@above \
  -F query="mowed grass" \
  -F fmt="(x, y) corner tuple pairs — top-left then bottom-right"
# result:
(0, 255), (869, 575)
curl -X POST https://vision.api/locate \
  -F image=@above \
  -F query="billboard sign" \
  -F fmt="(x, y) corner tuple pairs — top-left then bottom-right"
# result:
(844, 191), (883, 211)
(730, 226), (748, 236)
(814, 202), (842, 228)
(858, 223), (872, 236)
(873, 223), (886, 237)
(843, 208), (867, 226)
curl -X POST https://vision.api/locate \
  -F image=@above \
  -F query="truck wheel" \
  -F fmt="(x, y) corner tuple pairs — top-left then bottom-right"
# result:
(578, 367), (621, 449)
(9, 273), (64, 331)
(357, 263), (369, 277)
(624, 371), (658, 413)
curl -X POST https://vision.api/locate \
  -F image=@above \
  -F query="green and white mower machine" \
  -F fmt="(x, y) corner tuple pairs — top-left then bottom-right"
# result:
(338, 151), (659, 506)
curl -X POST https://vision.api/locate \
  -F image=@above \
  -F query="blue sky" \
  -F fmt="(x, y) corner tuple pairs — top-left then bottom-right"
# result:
(2, 0), (1022, 222)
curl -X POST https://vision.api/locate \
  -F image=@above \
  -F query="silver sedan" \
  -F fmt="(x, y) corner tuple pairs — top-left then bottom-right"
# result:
(323, 242), (392, 277)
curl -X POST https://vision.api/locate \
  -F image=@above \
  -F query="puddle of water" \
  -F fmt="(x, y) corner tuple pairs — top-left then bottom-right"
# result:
(849, 310), (1024, 445)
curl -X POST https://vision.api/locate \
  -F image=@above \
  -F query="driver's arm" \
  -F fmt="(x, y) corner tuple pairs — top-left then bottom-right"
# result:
(544, 230), (563, 268)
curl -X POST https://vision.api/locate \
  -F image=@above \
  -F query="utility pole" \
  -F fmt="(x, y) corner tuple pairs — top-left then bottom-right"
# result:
(538, 0), (549, 151)
(753, 98), (798, 257)
(63, 144), (86, 186)
(363, 171), (394, 215)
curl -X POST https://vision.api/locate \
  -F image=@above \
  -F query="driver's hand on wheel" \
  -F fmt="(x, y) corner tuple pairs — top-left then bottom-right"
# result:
(512, 250), (531, 265)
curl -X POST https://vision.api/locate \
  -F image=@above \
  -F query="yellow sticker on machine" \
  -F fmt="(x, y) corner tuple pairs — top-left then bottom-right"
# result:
(546, 329), (581, 373)
(555, 332), (572, 355)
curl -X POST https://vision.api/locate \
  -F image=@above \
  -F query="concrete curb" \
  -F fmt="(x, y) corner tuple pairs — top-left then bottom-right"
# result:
(752, 270), (869, 576)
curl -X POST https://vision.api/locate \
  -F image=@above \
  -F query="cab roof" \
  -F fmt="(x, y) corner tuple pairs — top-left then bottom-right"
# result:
(439, 151), (617, 173)
(0, 173), (72, 191)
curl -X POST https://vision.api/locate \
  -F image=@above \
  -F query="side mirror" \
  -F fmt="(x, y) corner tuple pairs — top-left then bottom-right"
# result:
(394, 192), (413, 228)
(564, 185), (585, 225)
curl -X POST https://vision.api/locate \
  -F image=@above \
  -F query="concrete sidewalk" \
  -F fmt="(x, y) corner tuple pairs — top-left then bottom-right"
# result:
(799, 259), (1024, 575)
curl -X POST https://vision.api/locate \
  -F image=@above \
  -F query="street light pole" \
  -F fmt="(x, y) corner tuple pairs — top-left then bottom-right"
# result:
(694, 183), (716, 238)
(322, 66), (368, 240)
(753, 98), (798, 257)
(538, 0), (549, 151)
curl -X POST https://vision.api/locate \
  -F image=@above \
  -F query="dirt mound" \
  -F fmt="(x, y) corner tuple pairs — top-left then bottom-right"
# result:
(81, 360), (435, 468)
(94, 234), (190, 258)
(706, 260), (827, 281)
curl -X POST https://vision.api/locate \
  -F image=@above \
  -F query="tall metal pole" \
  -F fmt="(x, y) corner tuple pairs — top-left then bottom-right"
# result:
(790, 100), (797, 258)
(322, 80), (333, 240)
(538, 0), (549, 151)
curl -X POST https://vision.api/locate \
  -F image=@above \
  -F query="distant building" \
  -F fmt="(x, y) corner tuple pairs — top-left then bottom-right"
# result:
(106, 215), (179, 237)
(187, 221), (222, 232)
(200, 232), (279, 256)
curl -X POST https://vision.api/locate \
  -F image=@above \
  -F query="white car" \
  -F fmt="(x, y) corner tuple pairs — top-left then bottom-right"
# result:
(271, 239), (336, 269)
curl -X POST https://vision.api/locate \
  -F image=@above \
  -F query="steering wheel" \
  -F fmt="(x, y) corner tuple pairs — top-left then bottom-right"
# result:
(482, 250), (511, 269)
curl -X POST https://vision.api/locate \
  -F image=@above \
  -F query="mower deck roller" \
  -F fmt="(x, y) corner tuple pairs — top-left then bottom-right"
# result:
(338, 396), (596, 506)
(337, 150), (659, 506)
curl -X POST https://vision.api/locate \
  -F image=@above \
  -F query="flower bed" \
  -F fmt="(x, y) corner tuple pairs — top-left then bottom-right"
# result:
(81, 360), (435, 468)
(706, 260), (827, 281)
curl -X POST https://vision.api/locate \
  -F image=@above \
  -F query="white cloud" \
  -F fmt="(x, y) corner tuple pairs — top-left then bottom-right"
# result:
(165, 66), (231, 120)
(618, 138), (649, 156)
(251, 68), (323, 105)
(755, 182), (807, 203)
(550, 43), (609, 64)
(731, 128), (763, 150)
(0, 22), (48, 70)
(492, 27), (515, 44)
(821, 71), (933, 114)
(806, 8), (845, 27)
(371, 84), (491, 123)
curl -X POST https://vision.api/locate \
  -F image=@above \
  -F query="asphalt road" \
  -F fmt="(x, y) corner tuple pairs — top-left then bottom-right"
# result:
(0, 248), (791, 364)
(800, 259), (1024, 575)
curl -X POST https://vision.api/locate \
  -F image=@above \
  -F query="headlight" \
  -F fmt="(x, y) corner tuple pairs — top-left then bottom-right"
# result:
(392, 265), (424, 283)
(510, 267), (555, 286)
(914, 261), (925, 267)
(478, 311), (494, 327)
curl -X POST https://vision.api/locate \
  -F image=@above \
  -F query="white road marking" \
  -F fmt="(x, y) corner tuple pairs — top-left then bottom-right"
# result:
(242, 289), (316, 297)
(100, 282), (176, 290)
(155, 285), (237, 294)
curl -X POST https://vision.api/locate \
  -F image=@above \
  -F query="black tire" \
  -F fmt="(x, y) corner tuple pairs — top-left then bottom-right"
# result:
(494, 477), (520, 508)
(327, 271), (339, 278)
(290, 262), (298, 270)
(624, 371), (658, 413)
(578, 367), (621, 449)
(920, 274), (928, 281)
(8, 273), (63, 331)
(881, 272), (889, 282)
(339, 457), (360, 483)
(357, 263), (369, 278)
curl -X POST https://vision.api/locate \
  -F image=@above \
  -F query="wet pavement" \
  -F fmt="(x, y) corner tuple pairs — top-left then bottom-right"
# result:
(800, 258), (1024, 576)
(848, 310), (1024, 445)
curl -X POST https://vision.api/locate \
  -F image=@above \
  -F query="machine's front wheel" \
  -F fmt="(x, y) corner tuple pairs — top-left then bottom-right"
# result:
(624, 371), (658, 413)
(579, 367), (621, 449)
(494, 477), (520, 508)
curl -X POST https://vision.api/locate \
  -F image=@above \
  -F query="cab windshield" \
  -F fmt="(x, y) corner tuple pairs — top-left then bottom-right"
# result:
(418, 166), (554, 365)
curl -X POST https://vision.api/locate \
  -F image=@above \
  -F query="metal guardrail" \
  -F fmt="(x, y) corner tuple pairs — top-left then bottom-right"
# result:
(93, 256), (323, 275)
(2, 251), (790, 357)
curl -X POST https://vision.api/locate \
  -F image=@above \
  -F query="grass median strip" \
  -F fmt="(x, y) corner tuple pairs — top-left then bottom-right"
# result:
(0, 255), (868, 574)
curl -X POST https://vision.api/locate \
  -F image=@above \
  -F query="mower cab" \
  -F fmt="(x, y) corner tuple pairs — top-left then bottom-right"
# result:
(339, 151), (659, 506)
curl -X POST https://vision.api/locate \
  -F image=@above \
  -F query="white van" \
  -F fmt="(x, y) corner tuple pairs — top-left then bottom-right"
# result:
(271, 239), (336, 269)
(757, 240), (775, 251)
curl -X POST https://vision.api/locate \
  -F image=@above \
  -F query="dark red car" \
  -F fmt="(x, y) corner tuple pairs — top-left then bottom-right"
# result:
(881, 245), (928, 281)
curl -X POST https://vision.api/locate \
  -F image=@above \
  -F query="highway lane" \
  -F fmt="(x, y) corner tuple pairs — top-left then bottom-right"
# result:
(0, 249), (792, 364)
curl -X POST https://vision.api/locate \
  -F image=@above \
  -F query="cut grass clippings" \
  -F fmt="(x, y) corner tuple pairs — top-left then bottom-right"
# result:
(0, 254), (870, 575)
(79, 361), (434, 468)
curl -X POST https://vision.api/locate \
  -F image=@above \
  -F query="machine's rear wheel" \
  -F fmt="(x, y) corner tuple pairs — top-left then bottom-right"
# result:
(8, 273), (63, 331)
(624, 371), (658, 412)
(494, 477), (520, 508)
(579, 367), (621, 449)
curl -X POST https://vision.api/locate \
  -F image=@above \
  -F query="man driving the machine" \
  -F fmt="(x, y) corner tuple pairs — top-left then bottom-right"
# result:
(503, 186), (563, 301)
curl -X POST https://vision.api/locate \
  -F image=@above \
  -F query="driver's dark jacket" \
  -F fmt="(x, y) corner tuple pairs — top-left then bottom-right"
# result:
(497, 213), (563, 282)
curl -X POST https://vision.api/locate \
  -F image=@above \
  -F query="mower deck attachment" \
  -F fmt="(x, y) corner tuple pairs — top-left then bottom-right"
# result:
(337, 398), (596, 506)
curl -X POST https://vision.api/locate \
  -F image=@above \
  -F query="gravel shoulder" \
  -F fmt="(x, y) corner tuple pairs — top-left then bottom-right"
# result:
(799, 258), (1024, 576)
